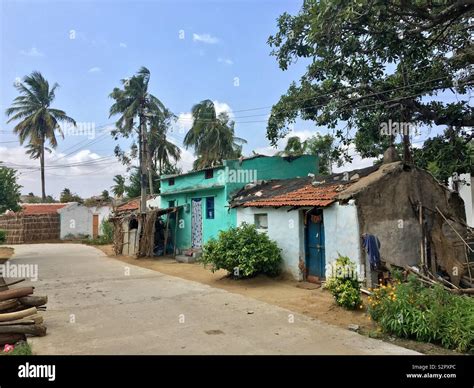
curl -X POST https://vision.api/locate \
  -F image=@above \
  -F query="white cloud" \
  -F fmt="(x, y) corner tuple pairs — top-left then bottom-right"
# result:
(0, 146), (126, 199)
(192, 33), (219, 44)
(119, 42), (127, 48)
(88, 67), (101, 73)
(218, 57), (233, 65)
(19, 47), (44, 57)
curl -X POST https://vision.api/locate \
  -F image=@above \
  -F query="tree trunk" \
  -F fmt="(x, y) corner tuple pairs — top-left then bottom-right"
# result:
(18, 296), (48, 307)
(0, 287), (34, 302)
(40, 138), (46, 201)
(0, 333), (25, 346)
(0, 324), (46, 336)
(0, 307), (37, 322)
(139, 112), (147, 213)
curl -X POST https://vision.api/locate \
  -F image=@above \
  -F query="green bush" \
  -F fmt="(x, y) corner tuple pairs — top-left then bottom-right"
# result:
(84, 220), (114, 245)
(201, 222), (282, 278)
(0, 230), (6, 244)
(368, 275), (474, 352)
(325, 255), (362, 309)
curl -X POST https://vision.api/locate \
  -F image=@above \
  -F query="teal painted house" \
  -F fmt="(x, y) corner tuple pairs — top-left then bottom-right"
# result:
(160, 155), (318, 251)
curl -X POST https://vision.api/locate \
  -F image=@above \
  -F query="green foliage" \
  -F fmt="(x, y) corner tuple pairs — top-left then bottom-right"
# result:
(201, 223), (282, 278)
(0, 165), (21, 213)
(325, 255), (362, 309)
(368, 276), (474, 352)
(0, 230), (6, 244)
(0, 342), (32, 356)
(6, 71), (76, 199)
(85, 220), (114, 245)
(184, 99), (246, 169)
(413, 128), (473, 184)
(59, 188), (83, 203)
(267, 1), (472, 160)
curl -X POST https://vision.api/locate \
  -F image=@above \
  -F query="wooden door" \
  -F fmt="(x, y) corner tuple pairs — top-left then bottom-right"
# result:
(92, 214), (99, 238)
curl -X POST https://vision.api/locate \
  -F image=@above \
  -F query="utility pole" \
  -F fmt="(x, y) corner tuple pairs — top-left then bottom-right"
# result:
(139, 109), (147, 214)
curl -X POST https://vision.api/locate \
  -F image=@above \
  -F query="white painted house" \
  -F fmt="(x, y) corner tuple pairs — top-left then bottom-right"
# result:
(450, 173), (473, 227)
(231, 160), (470, 287)
(58, 202), (113, 239)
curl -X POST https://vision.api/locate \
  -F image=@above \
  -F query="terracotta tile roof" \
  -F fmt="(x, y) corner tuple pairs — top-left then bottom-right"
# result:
(116, 198), (140, 212)
(21, 203), (68, 215)
(243, 183), (347, 207)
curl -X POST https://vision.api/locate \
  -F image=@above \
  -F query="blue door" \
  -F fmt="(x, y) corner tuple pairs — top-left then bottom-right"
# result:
(306, 210), (325, 278)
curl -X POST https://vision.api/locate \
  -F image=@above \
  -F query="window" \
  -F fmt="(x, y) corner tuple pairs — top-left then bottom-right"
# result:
(204, 169), (213, 179)
(206, 197), (215, 219)
(168, 178), (175, 186)
(254, 214), (268, 230)
(168, 200), (175, 208)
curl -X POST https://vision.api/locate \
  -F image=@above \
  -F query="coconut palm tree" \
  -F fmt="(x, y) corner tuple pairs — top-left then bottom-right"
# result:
(109, 67), (167, 200)
(278, 136), (308, 156)
(6, 72), (76, 200)
(111, 175), (126, 198)
(184, 100), (246, 169)
(148, 112), (181, 176)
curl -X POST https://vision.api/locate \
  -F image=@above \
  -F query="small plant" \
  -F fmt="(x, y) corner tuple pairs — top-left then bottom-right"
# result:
(325, 255), (362, 309)
(0, 230), (6, 244)
(368, 275), (474, 352)
(201, 222), (282, 278)
(84, 220), (114, 245)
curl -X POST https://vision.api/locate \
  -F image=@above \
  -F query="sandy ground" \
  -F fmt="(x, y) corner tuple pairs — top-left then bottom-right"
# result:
(97, 245), (459, 355)
(0, 247), (14, 259)
(9, 243), (419, 355)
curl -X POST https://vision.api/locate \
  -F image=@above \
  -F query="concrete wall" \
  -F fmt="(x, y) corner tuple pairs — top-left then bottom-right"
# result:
(58, 203), (93, 239)
(236, 207), (304, 280)
(0, 213), (60, 243)
(452, 173), (473, 227)
(323, 201), (362, 277)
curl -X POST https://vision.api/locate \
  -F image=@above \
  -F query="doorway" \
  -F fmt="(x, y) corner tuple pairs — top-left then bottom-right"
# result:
(191, 198), (203, 248)
(305, 209), (325, 278)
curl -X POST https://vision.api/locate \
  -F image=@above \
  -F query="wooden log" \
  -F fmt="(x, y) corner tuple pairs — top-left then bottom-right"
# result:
(19, 295), (48, 307)
(0, 287), (34, 302)
(0, 299), (20, 312)
(0, 324), (46, 337)
(0, 333), (25, 346)
(0, 307), (37, 322)
(452, 288), (474, 295)
(3, 279), (25, 288)
(0, 314), (43, 326)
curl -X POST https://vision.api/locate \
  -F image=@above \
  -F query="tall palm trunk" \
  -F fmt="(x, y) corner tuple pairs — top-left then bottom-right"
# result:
(40, 139), (46, 201)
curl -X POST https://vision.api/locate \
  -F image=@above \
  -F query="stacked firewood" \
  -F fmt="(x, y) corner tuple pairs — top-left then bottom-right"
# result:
(0, 277), (47, 347)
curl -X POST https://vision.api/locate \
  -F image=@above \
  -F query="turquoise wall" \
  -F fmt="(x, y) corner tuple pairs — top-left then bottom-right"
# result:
(160, 155), (318, 251)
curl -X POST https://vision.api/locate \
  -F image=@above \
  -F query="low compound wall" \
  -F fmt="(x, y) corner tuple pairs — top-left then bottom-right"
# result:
(0, 213), (60, 244)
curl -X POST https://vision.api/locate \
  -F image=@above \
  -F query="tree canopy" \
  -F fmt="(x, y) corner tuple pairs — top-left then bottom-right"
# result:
(267, 0), (473, 162)
(0, 164), (21, 213)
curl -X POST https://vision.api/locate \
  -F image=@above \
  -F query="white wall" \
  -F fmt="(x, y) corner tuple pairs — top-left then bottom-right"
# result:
(58, 203), (93, 238)
(236, 207), (304, 280)
(453, 173), (473, 227)
(146, 196), (161, 209)
(323, 200), (362, 277)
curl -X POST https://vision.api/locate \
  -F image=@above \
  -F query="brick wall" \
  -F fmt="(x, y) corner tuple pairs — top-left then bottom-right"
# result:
(0, 213), (60, 244)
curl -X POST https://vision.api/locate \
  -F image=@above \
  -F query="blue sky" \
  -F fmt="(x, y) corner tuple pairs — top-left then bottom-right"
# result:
(1, 0), (317, 196)
(0, 0), (461, 197)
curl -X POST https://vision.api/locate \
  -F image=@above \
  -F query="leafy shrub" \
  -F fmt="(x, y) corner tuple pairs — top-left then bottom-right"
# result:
(0, 230), (6, 244)
(325, 255), (362, 309)
(201, 222), (282, 278)
(100, 219), (114, 244)
(368, 275), (474, 352)
(83, 220), (114, 245)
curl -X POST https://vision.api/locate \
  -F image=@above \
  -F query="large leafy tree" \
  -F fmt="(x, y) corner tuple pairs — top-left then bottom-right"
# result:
(0, 164), (21, 213)
(60, 188), (83, 203)
(6, 72), (76, 200)
(267, 0), (473, 163)
(184, 99), (247, 169)
(413, 127), (473, 184)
